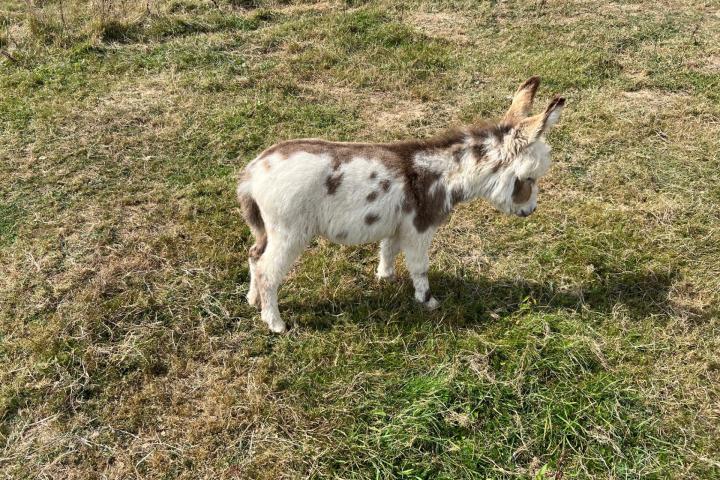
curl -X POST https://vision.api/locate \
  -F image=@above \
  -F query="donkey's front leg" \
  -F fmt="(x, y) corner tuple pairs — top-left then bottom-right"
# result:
(401, 232), (439, 310)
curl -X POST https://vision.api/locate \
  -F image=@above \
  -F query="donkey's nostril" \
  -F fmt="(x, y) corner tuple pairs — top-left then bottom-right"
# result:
(518, 206), (536, 217)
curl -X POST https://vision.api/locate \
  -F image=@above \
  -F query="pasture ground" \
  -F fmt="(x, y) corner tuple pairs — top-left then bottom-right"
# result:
(1, 0), (719, 478)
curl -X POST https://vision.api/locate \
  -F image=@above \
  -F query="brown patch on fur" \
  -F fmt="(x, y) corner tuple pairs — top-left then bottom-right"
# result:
(374, 132), (481, 232)
(492, 123), (514, 140)
(369, 171), (378, 180)
(452, 147), (464, 164)
(471, 144), (487, 163)
(451, 186), (465, 206)
(423, 290), (432, 303)
(259, 139), (327, 159)
(379, 138), (462, 233)
(402, 196), (414, 214)
(366, 191), (378, 202)
(404, 168), (449, 233)
(261, 139), (374, 171)
(512, 177), (533, 204)
(325, 173), (343, 195)
(365, 213), (380, 225)
(385, 129), (467, 160)
(379, 179), (391, 192)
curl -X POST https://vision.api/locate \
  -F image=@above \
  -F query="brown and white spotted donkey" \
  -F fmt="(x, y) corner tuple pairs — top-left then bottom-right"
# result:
(238, 77), (565, 332)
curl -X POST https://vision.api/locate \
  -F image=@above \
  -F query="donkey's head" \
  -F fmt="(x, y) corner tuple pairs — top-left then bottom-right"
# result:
(481, 77), (565, 217)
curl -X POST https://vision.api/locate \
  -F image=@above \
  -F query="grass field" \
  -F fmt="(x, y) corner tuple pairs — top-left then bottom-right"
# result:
(1, 0), (719, 478)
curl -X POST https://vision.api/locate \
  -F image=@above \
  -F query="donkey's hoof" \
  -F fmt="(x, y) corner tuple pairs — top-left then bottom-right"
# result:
(262, 315), (287, 333)
(268, 320), (287, 333)
(424, 297), (440, 310)
(376, 271), (396, 282)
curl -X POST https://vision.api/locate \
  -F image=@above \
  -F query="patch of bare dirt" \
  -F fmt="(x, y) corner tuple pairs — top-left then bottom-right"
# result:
(406, 11), (471, 44)
(620, 89), (693, 113)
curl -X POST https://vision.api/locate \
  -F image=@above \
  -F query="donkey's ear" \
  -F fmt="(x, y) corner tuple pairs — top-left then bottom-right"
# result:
(503, 76), (541, 124)
(511, 95), (565, 148)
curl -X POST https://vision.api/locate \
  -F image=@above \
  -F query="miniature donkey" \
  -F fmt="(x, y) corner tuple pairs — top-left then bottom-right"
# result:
(238, 77), (565, 332)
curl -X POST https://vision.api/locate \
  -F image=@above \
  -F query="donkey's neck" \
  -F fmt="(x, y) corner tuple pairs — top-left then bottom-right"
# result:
(415, 139), (506, 208)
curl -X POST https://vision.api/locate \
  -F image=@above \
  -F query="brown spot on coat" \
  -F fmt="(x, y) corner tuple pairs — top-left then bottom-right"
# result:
(451, 186), (465, 206)
(259, 139), (328, 159)
(415, 172), (448, 232)
(423, 290), (432, 303)
(365, 213), (380, 225)
(452, 147), (464, 164)
(379, 179), (391, 192)
(395, 165), (449, 233)
(401, 196), (414, 214)
(471, 144), (487, 163)
(325, 173), (343, 195)
(512, 177), (534, 204)
(260, 139), (372, 171)
(369, 171), (378, 180)
(366, 191), (378, 202)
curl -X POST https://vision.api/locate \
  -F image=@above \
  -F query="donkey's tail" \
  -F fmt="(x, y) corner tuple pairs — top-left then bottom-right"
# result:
(237, 176), (267, 259)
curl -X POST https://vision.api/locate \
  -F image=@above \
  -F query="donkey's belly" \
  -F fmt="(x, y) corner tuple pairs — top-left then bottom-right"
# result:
(319, 208), (401, 245)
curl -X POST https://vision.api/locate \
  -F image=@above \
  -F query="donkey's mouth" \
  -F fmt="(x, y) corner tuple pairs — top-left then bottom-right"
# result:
(517, 207), (535, 217)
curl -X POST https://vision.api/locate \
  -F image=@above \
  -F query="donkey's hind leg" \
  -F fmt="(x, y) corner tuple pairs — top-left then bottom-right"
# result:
(247, 234), (267, 307)
(255, 230), (307, 333)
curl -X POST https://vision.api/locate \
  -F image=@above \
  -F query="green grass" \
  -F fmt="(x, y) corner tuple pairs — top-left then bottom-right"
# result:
(1, 0), (719, 478)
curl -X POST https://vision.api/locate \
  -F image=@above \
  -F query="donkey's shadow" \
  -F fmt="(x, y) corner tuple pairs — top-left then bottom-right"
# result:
(283, 264), (683, 330)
